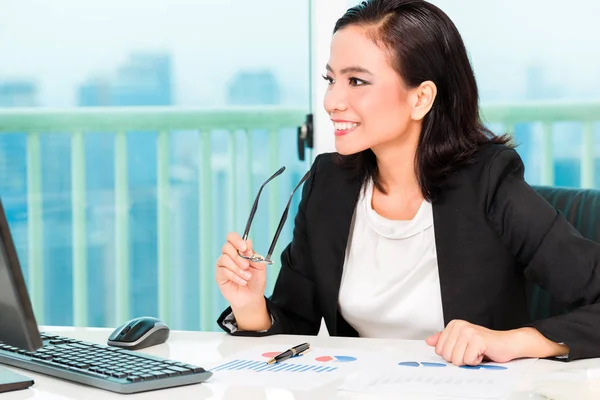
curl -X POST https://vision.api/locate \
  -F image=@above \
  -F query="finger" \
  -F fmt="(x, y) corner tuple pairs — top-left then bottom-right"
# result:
(426, 332), (441, 347)
(463, 338), (485, 366)
(243, 239), (254, 257)
(217, 254), (252, 281)
(248, 261), (267, 272)
(226, 232), (247, 252)
(451, 334), (470, 366)
(216, 266), (248, 286)
(441, 322), (463, 362)
(222, 242), (251, 270)
(435, 321), (455, 357)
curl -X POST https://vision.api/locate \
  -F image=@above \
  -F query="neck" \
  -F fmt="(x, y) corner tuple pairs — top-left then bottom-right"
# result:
(371, 124), (421, 196)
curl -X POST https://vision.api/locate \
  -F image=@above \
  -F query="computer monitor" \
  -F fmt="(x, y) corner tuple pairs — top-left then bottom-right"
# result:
(0, 198), (42, 352)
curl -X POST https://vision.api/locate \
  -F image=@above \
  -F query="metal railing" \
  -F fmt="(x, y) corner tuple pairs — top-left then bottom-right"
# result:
(481, 100), (600, 187)
(0, 106), (307, 330)
(0, 101), (598, 330)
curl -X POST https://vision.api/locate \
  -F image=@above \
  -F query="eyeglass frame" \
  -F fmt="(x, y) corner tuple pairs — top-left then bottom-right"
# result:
(237, 166), (311, 264)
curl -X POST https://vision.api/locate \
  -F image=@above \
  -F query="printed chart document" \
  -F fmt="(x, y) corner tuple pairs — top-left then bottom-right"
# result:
(206, 344), (371, 391)
(339, 342), (537, 399)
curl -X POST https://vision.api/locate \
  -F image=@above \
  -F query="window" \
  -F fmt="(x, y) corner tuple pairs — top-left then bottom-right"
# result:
(0, 0), (311, 330)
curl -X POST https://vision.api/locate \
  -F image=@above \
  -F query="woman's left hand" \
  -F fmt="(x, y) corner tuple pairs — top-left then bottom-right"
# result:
(425, 320), (569, 366)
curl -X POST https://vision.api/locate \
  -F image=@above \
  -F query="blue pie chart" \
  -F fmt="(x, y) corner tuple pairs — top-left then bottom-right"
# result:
(315, 355), (357, 363)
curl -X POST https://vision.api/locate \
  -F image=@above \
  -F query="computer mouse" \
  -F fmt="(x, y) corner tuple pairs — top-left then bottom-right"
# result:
(107, 316), (170, 350)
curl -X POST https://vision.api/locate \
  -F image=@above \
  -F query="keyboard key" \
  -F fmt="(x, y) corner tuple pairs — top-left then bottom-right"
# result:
(167, 366), (192, 375)
(184, 365), (206, 373)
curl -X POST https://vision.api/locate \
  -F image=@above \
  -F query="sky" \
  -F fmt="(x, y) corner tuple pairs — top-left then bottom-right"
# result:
(430, 0), (600, 101)
(0, 0), (599, 107)
(0, 0), (310, 106)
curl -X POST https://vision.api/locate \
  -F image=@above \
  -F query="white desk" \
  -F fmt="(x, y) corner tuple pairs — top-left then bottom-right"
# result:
(2, 326), (600, 399)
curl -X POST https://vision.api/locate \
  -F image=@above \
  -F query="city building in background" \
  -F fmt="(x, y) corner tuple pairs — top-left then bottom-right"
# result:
(78, 53), (172, 107)
(226, 69), (281, 105)
(0, 81), (38, 107)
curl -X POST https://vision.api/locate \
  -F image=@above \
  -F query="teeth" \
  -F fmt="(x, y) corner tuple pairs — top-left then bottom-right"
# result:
(333, 122), (359, 131)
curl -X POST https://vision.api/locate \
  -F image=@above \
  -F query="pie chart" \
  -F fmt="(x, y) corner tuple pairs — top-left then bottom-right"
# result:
(315, 355), (357, 363)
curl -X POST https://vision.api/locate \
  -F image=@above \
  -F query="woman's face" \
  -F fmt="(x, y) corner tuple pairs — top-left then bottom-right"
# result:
(323, 24), (418, 155)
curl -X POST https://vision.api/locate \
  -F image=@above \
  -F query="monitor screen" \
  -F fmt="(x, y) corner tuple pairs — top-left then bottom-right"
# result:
(0, 198), (42, 351)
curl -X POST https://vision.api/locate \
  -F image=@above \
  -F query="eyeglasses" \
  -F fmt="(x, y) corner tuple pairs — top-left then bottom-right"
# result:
(238, 166), (311, 265)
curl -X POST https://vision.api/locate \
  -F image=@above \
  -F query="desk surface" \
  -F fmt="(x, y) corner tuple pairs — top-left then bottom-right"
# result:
(2, 326), (600, 400)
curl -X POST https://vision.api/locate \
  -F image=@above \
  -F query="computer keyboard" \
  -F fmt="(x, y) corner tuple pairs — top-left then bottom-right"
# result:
(0, 332), (212, 394)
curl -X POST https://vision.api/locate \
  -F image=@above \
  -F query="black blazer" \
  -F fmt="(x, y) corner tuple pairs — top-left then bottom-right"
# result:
(218, 144), (600, 361)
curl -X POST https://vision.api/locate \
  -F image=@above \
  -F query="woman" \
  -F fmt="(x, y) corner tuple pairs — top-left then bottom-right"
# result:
(214, 0), (600, 366)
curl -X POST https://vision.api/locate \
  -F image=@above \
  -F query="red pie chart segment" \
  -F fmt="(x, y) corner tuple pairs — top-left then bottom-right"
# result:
(261, 352), (282, 358)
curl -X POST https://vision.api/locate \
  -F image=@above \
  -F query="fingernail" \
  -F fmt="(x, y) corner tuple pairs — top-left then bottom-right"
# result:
(243, 271), (252, 279)
(240, 242), (247, 251)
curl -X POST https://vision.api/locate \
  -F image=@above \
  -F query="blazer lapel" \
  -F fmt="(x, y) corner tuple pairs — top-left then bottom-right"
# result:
(432, 196), (454, 327)
(308, 165), (362, 335)
(432, 183), (487, 328)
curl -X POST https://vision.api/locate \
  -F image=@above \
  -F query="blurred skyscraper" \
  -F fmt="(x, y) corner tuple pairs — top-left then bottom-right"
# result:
(78, 53), (172, 106)
(0, 81), (38, 107)
(226, 69), (281, 105)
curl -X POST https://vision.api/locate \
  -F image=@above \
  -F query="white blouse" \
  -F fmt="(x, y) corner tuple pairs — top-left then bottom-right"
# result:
(338, 179), (445, 339)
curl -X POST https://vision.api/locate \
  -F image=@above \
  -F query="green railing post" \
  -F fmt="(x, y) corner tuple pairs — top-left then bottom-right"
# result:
(267, 128), (280, 293)
(541, 122), (555, 186)
(227, 130), (238, 232)
(157, 130), (171, 323)
(581, 122), (595, 188)
(114, 130), (130, 326)
(71, 131), (88, 326)
(26, 132), (44, 324)
(505, 123), (515, 137)
(199, 131), (214, 331)
(245, 129), (254, 209)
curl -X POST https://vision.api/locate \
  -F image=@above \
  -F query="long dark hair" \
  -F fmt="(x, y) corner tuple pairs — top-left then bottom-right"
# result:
(334, 0), (511, 201)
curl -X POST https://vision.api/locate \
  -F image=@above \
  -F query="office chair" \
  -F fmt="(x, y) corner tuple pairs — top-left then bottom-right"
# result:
(527, 185), (600, 321)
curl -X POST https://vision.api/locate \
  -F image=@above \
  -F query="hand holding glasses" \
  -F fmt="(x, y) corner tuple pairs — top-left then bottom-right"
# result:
(238, 166), (311, 265)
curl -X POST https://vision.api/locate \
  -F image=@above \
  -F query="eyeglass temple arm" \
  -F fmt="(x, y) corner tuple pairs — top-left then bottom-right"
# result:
(265, 169), (311, 261)
(241, 166), (286, 241)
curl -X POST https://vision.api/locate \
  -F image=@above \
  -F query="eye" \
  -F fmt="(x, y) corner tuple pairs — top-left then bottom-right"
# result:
(322, 74), (334, 85)
(349, 77), (368, 86)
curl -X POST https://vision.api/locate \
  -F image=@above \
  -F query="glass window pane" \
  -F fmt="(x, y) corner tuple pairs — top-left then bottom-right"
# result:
(0, 0), (310, 330)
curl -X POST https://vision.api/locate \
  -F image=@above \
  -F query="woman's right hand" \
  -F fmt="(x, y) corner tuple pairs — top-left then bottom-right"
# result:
(216, 232), (269, 322)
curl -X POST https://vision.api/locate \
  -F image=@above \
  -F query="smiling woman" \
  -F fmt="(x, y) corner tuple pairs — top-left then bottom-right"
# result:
(327, 1), (510, 201)
(215, 0), (600, 368)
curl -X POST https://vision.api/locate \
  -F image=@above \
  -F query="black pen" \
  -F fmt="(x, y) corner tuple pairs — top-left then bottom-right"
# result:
(266, 343), (311, 364)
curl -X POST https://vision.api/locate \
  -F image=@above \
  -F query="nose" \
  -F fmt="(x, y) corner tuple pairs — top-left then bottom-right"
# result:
(323, 83), (348, 115)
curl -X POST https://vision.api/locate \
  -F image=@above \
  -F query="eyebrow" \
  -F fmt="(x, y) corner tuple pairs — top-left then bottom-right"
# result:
(325, 64), (373, 75)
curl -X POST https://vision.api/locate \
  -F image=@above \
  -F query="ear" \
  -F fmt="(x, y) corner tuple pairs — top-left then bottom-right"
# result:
(410, 80), (437, 121)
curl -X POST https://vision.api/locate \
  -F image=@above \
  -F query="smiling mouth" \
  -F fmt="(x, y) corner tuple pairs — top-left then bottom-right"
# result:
(333, 122), (360, 136)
